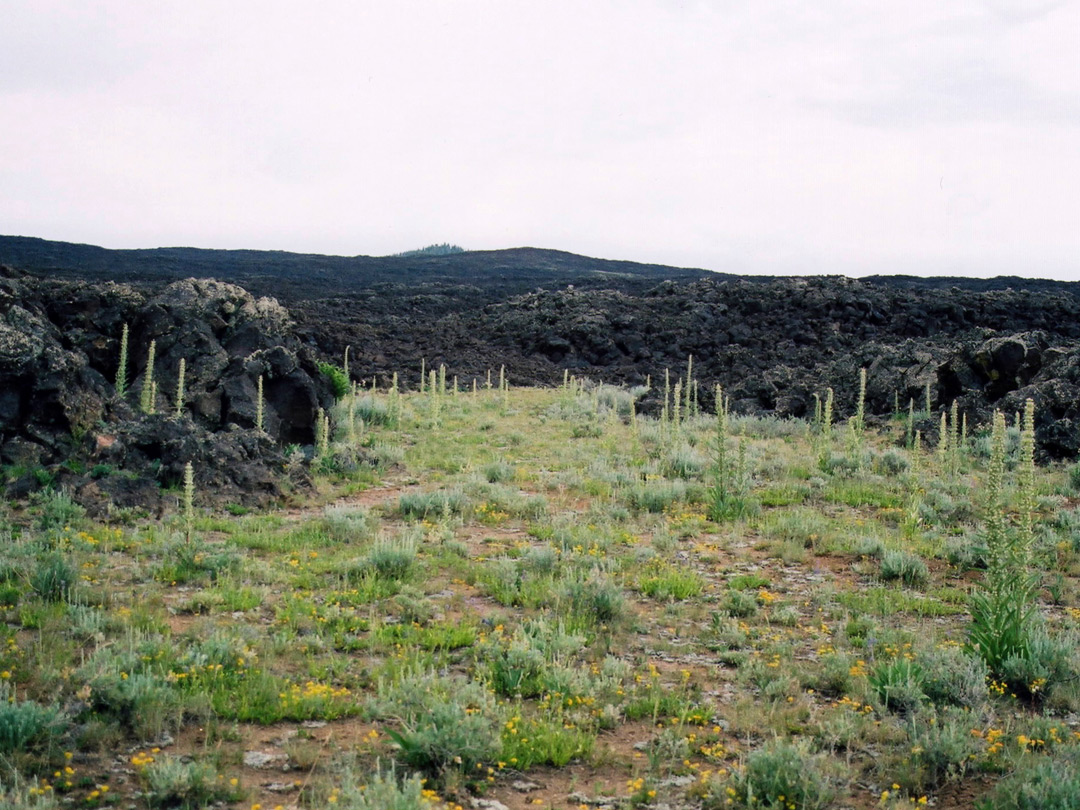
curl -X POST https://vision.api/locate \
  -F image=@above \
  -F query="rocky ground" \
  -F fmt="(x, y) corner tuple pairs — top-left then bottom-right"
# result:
(2, 236), (1080, 512)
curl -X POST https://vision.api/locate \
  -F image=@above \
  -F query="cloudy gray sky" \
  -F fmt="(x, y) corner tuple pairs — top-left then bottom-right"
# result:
(2, 1), (1078, 278)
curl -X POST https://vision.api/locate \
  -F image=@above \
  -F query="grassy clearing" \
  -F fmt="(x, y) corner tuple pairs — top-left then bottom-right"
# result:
(2, 382), (1080, 809)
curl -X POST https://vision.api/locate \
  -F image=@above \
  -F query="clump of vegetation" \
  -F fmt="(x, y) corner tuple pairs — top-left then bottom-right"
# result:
(705, 740), (833, 809)
(0, 686), (64, 754)
(375, 671), (502, 788)
(318, 361), (351, 399)
(136, 754), (242, 809)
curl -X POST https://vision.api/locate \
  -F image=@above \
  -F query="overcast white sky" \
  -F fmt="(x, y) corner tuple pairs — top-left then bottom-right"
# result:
(2, 1), (1078, 278)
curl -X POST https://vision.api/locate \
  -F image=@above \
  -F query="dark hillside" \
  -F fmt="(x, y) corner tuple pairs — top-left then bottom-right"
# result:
(5, 234), (1080, 460)
(0, 236), (716, 305)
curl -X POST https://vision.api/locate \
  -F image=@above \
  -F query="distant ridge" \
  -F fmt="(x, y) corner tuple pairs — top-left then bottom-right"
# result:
(0, 235), (717, 301)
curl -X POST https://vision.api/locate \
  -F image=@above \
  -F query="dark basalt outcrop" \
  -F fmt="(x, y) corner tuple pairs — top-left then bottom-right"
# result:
(0, 269), (332, 513)
(3, 235), (1080, 495)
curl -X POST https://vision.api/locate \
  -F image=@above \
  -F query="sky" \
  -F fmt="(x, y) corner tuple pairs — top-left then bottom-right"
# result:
(1, 1), (1079, 279)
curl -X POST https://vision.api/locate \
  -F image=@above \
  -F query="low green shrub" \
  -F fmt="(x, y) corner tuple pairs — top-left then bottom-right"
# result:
(481, 629), (547, 698)
(154, 538), (238, 585)
(997, 629), (1079, 702)
(138, 754), (241, 809)
(918, 646), (989, 708)
(501, 710), (594, 768)
(705, 739), (833, 810)
(1067, 463), (1080, 493)
(810, 652), (857, 697)
(664, 445), (707, 480)
(29, 554), (75, 602)
(721, 589), (758, 618)
(876, 449), (909, 476)
(374, 671), (502, 787)
(557, 574), (625, 628)
(869, 657), (925, 713)
(899, 706), (981, 791)
(361, 536), (418, 581)
(625, 480), (693, 513)
(352, 396), (396, 426)
(638, 563), (705, 601)
(879, 549), (929, 587)
(86, 670), (186, 739)
(397, 490), (469, 520)
(728, 573), (770, 591)
(855, 536), (887, 558)
(945, 533), (988, 570)
(34, 489), (85, 531)
(0, 687), (64, 754)
(483, 460), (515, 483)
(318, 362), (351, 399)
(321, 506), (374, 542)
(365, 441), (405, 468)
(764, 508), (830, 551)
(977, 747), (1080, 810)
(323, 765), (430, 810)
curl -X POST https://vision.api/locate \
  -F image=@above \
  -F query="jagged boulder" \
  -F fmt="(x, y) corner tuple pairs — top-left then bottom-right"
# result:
(997, 348), (1080, 458)
(80, 414), (295, 515)
(0, 276), (111, 462)
(0, 270), (330, 510)
(133, 278), (322, 444)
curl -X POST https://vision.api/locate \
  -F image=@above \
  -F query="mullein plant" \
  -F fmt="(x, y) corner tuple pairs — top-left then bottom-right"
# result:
(903, 429), (924, 540)
(707, 385), (732, 521)
(255, 375), (264, 432)
(709, 389), (751, 521)
(811, 393), (822, 460)
(390, 372), (401, 425)
(140, 340), (156, 415)
(174, 359), (185, 418)
(854, 367), (867, 435)
(115, 323), (129, 398)
(183, 462), (195, 543)
(816, 388), (834, 471)
(684, 355), (694, 417)
(938, 410), (949, 470)
(429, 370), (440, 425)
(1018, 398), (1037, 546)
(967, 402), (1040, 682)
(852, 367), (867, 470)
(906, 398), (915, 449)
(347, 394), (358, 444)
(949, 400), (961, 473)
(661, 369), (671, 432)
(315, 408), (330, 459)
(845, 416), (860, 469)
